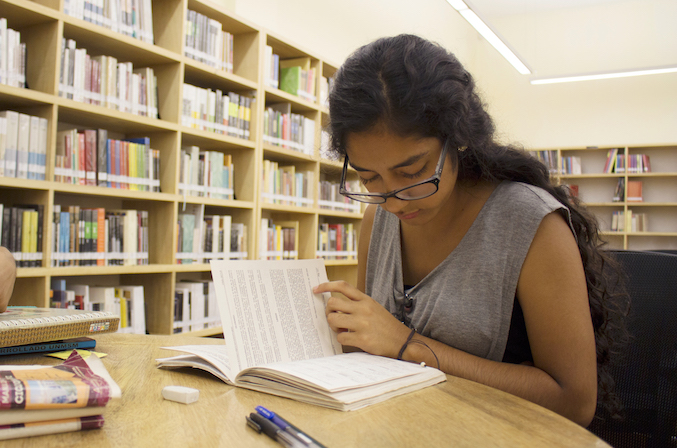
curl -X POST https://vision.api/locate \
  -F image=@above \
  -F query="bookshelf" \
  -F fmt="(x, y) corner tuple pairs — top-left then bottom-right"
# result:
(0, 0), (363, 336)
(532, 145), (677, 251)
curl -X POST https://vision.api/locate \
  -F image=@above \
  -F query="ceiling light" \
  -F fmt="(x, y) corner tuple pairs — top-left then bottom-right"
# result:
(446, 1), (531, 75)
(446, 0), (469, 10)
(530, 66), (677, 84)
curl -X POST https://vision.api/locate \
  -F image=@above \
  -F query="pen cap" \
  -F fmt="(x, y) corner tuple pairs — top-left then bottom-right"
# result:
(249, 412), (280, 439)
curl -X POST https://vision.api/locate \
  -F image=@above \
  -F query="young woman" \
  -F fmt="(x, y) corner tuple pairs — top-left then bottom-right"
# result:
(313, 34), (625, 427)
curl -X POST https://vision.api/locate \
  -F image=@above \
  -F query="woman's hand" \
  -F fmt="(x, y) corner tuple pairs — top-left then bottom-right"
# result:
(313, 280), (410, 358)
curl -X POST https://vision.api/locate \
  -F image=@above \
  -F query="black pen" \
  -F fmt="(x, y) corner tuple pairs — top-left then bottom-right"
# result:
(247, 412), (306, 448)
(256, 406), (327, 448)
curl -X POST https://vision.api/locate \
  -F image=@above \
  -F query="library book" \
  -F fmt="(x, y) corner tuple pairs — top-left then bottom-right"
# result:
(156, 259), (445, 411)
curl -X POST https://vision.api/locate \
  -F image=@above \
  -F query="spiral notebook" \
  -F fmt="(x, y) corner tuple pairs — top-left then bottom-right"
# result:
(0, 307), (119, 348)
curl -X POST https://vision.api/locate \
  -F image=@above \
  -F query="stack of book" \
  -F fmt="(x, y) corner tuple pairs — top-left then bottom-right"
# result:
(0, 110), (48, 180)
(173, 280), (221, 333)
(260, 160), (314, 207)
(59, 39), (159, 118)
(262, 103), (316, 156)
(318, 179), (361, 213)
(178, 146), (234, 200)
(0, 203), (44, 268)
(50, 281), (146, 335)
(259, 218), (298, 260)
(0, 18), (26, 89)
(317, 222), (357, 260)
(0, 348), (121, 440)
(176, 204), (247, 264)
(63, 0), (154, 44)
(263, 45), (280, 89)
(181, 84), (253, 139)
(184, 10), (234, 73)
(54, 129), (160, 191)
(279, 57), (316, 102)
(51, 206), (149, 267)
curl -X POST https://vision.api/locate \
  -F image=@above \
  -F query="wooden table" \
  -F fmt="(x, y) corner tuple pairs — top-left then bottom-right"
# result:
(1, 333), (610, 447)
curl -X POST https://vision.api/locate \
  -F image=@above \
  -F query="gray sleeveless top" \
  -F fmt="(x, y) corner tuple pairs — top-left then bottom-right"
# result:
(365, 181), (573, 361)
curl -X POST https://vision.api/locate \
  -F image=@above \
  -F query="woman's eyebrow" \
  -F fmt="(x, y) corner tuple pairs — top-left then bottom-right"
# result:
(349, 151), (429, 172)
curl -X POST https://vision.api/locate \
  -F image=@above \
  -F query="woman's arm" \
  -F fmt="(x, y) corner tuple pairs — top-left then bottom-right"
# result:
(315, 211), (597, 426)
(0, 246), (17, 312)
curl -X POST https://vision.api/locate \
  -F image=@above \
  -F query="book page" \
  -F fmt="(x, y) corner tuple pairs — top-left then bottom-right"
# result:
(238, 352), (442, 392)
(210, 259), (342, 376)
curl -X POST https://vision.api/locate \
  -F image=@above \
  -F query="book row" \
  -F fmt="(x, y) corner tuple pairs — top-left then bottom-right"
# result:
(317, 222), (357, 260)
(261, 160), (314, 207)
(604, 149), (652, 173)
(173, 280), (221, 333)
(185, 9), (234, 73)
(0, 204), (43, 267)
(0, 110), (48, 180)
(611, 210), (648, 233)
(55, 129), (161, 192)
(279, 57), (317, 103)
(561, 156), (582, 175)
(533, 150), (559, 175)
(50, 280), (146, 334)
(318, 179), (362, 213)
(0, 19), (26, 89)
(179, 146), (234, 199)
(613, 178), (644, 203)
(64, 0), (155, 44)
(52, 205), (149, 267)
(176, 204), (248, 264)
(259, 218), (298, 260)
(262, 103), (316, 156)
(59, 39), (159, 118)
(181, 84), (253, 139)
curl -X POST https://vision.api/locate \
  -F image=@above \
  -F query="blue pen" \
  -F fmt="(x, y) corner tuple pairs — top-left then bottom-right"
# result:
(256, 406), (326, 448)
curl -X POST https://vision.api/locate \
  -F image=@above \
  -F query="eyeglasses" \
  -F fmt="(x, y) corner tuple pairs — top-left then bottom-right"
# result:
(339, 139), (449, 204)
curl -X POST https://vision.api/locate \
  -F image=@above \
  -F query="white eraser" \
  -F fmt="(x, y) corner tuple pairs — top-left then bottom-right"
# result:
(162, 386), (199, 404)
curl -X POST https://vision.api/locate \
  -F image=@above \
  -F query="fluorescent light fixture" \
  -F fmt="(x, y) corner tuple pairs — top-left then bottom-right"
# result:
(446, 0), (531, 75)
(446, 0), (469, 10)
(531, 66), (677, 84)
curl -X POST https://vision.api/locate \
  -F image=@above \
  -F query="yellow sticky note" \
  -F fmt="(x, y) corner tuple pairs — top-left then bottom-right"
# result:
(45, 349), (108, 359)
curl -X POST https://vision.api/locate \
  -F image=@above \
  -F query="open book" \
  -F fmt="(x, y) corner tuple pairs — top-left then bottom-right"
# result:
(156, 259), (445, 411)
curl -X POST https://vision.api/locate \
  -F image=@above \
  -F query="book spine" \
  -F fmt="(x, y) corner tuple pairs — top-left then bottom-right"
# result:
(0, 339), (96, 355)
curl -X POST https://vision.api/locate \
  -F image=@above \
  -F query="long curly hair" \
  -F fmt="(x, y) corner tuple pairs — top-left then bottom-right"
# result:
(328, 34), (628, 418)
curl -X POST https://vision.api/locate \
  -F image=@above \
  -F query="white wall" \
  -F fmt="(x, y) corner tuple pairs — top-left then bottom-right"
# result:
(475, 0), (677, 148)
(228, 0), (476, 69)
(215, 0), (677, 149)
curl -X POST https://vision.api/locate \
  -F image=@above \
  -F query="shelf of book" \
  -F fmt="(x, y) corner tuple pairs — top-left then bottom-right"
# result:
(0, 0), (362, 336)
(531, 144), (677, 250)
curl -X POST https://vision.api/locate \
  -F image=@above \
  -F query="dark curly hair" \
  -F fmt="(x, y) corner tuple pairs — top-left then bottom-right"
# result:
(328, 34), (628, 419)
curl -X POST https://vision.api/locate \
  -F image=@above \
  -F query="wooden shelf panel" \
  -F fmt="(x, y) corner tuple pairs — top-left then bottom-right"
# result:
(1, 0), (58, 26)
(180, 126), (256, 150)
(0, 84), (55, 106)
(56, 99), (178, 133)
(264, 87), (319, 112)
(17, 264), (179, 277)
(184, 59), (258, 91)
(61, 20), (179, 66)
(263, 143), (316, 163)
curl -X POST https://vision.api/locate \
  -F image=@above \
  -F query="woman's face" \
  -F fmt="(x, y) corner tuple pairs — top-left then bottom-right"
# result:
(345, 129), (459, 226)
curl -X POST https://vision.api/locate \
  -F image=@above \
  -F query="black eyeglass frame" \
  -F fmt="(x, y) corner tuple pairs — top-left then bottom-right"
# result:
(339, 139), (450, 204)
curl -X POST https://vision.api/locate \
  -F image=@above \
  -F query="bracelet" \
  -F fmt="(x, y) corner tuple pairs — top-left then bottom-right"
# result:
(397, 327), (416, 360)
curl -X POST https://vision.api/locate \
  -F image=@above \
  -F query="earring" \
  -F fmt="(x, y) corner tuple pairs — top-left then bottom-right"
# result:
(458, 146), (467, 152)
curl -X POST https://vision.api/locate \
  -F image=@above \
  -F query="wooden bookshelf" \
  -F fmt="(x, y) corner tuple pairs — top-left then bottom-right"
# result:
(0, 0), (362, 336)
(531, 145), (677, 251)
